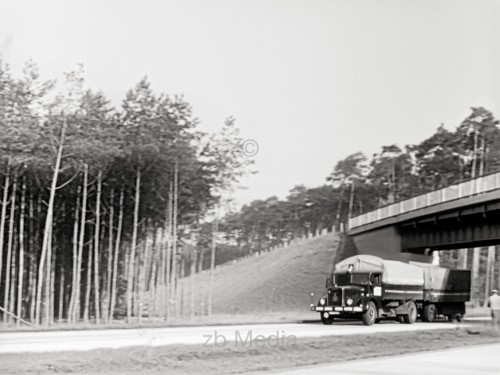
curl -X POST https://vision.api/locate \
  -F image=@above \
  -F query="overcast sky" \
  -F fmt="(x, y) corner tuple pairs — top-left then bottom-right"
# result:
(1, 0), (499, 206)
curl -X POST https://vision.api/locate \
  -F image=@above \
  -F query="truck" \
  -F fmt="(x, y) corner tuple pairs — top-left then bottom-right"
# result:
(311, 255), (471, 326)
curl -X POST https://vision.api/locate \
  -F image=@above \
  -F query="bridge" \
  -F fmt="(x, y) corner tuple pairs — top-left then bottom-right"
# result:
(341, 171), (500, 263)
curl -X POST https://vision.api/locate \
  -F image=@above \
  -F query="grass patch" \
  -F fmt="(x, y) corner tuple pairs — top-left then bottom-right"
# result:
(0, 311), (314, 333)
(1, 323), (499, 374)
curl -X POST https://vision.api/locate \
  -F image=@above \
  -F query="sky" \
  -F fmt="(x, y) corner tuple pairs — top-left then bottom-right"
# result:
(1, 0), (499, 206)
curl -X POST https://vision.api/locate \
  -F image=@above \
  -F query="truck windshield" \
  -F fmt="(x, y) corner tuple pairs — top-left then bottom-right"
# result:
(334, 273), (370, 286)
(333, 273), (350, 286)
(350, 273), (370, 285)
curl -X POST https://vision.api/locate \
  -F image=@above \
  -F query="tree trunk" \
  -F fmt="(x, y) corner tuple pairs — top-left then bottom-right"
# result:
(335, 187), (343, 232)
(77, 165), (89, 322)
(9, 227), (17, 320)
(67, 187), (80, 323)
(0, 165), (10, 320)
(165, 182), (173, 321)
(109, 187), (123, 322)
(471, 128), (478, 180)
(28, 251), (36, 323)
(83, 238), (92, 324)
(105, 188), (114, 323)
(133, 246), (141, 320)
(127, 168), (141, 323)
(170, 162), (179, 319)
(44, 228), (53, 327)
(6, 227), (18, 313)
(479, 135), (485, 177)
(4, 173), (17, 323)
(138, 237), (149, 323)
(28, 194), (36, 323)
(93, 170), (102, 324)
(160, 228), (167, 319)
(48, 237), (55, 325)
(35, 119), (66, 325)
(348, 181), (355, 219)
(148, 232), (158, 317)
(16, 175), (26, 326)
(58, 263), (65, 322)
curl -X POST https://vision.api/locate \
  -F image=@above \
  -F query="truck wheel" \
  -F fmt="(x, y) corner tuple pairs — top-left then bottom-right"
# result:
(403, 301), (417, 324)
(423, 304), (436, 322)
(397, 316), (404, 323)
(362, 301), (377, 326)
(321, 313), (334, 325)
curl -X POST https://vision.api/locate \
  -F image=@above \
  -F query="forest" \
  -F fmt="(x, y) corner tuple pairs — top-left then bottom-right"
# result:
(0, 60), (252, 326)
(0, 58), (498, 326)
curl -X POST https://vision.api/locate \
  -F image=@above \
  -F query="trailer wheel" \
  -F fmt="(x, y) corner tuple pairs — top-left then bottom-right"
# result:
(403, 301), (417, 324)
(321, 313), (335, 325)
(423, 304), (436, 322)
(362, 301), (377, 326)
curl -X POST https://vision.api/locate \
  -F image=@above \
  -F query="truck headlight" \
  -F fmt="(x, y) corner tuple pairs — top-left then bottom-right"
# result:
(347, 298), (353, 306)
(320, 298), (326, 305)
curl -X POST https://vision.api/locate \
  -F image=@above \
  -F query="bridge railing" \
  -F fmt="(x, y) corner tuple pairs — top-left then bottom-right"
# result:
(348, 171), (500, 229)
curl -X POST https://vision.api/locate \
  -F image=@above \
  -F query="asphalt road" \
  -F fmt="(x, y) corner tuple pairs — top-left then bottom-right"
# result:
(265, 343), (500, 375)
(0, 320), (462, 353)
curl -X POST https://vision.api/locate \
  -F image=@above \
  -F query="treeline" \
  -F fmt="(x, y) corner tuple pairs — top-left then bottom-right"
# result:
(221, 107), (500, 253)
(0, 61), (252, 325)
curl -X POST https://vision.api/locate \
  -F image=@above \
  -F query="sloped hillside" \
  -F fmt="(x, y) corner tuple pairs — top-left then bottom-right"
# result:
(185, 233), (339, 314)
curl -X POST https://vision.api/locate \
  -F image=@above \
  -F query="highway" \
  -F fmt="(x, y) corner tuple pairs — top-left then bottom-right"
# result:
(265, 343), (500, 375)
(0, 320), (461, 353)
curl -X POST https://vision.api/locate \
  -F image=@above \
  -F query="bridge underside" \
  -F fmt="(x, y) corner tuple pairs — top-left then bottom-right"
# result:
(399, 201), (500, 252)
(345, 193), (500, 263)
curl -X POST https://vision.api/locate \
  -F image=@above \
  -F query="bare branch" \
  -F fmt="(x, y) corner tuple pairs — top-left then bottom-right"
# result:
(56, 170), (80, 190)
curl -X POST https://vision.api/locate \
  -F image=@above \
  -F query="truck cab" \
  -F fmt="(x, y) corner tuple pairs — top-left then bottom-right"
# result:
(312, 270), (381, 325)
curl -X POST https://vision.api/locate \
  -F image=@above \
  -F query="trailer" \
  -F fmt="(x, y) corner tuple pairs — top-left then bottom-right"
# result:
(311, 255), (471, 325)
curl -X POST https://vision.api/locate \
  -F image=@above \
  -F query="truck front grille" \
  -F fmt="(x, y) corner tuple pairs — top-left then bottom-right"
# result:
(329, 288), (342, 306)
